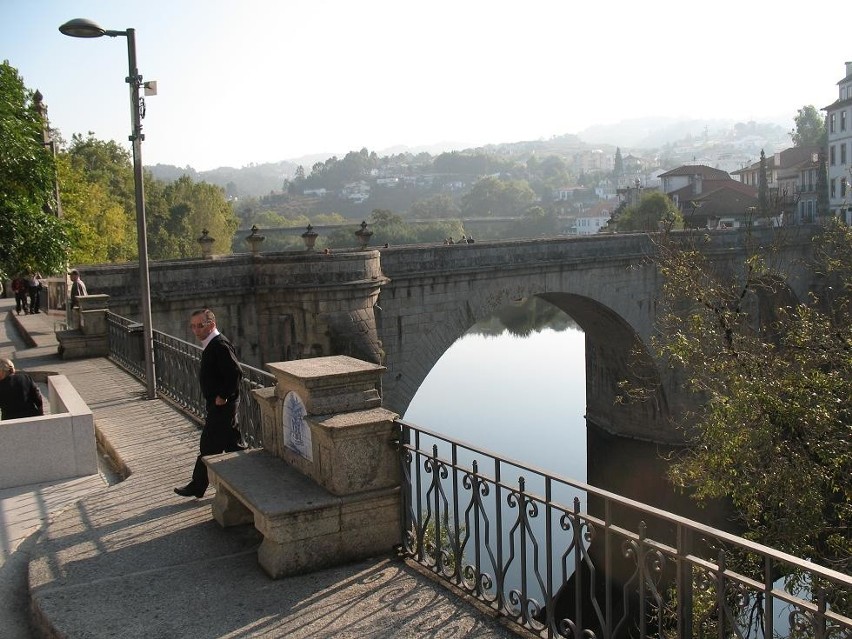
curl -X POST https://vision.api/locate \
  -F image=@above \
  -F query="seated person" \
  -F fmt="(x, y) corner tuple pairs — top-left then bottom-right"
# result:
(0, 358), (44, 420)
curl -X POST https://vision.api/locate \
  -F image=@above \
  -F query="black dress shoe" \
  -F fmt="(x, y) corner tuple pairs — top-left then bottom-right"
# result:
(174, 486), (205, 498)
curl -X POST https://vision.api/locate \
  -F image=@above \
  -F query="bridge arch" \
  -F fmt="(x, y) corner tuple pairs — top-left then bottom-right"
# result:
(376, 237), (677, 442)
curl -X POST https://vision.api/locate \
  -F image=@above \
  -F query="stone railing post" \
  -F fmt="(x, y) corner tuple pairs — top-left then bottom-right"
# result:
(78, 294), (110, 336)
(253, 355), (399, 496)
(57, 294), (110, 359)
(198, 229), (215, 259)
(244, 355), (400, 577)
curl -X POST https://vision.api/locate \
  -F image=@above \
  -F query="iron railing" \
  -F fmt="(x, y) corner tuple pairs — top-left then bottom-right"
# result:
(397, 420), (852, 639)
(106, 311), (275, 447)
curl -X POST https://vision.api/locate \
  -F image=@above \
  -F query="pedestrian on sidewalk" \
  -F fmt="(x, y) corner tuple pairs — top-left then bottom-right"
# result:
(0, 358), (44, 420)
(175, 308), (244, 498)
(11, 275), (28, 315)
(27, 272), (43, 314)
(69, 269), (88, 308)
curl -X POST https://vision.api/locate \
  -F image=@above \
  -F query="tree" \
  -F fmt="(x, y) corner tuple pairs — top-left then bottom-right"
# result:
(461, 176), (536, 218)
(791, 105), (827, 147)
(614, 191), (682, 232)
(642, 222), (851, 608)
(513, 205), (559, 237)
(409, 194), (460, 219)
(57, 154), (135, 264)
(757, 149), (769, 217)
(147, 175), (238, 259)
(613, 147), (624, 179)
(0, 61), (70, 275)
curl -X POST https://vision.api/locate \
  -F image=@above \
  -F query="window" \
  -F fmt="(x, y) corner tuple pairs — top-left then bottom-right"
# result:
(830, 145), (836, 166)
(843, 110), (848, 132)
(830, 113), (836, 133)
(831, 178), (836, 198)
(842, 177), (848, 198)
(843, 143), (848, 166)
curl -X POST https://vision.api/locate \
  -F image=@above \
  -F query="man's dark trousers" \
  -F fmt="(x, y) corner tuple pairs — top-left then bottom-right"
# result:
(189, 398), (244, 494)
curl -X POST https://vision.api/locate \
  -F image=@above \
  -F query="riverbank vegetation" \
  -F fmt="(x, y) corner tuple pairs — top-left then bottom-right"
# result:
(642, 221), (851, 618)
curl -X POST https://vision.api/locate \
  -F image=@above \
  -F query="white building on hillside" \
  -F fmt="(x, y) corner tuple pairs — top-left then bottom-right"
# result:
(825, 60), (852, 224)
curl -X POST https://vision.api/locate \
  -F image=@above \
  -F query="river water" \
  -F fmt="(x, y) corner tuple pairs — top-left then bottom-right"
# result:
(404, 324), (588, 484)
(401, 301), (797, 636)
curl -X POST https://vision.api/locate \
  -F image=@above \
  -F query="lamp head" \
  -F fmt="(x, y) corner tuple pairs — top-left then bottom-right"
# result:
(59, 18), (107, 38)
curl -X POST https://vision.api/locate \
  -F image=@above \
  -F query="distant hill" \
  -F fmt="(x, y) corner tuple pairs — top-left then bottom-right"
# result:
(149, 160), (299, 199)
(577, 116), (789, 148)
(147, 117), (792, 198)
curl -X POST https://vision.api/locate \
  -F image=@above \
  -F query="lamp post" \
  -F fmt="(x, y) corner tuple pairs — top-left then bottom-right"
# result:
(59, 18), (157, 399)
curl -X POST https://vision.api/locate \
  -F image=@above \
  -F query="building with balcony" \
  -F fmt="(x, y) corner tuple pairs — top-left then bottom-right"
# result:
(825, 61), (852, 225)
(732, 146), (822, 225)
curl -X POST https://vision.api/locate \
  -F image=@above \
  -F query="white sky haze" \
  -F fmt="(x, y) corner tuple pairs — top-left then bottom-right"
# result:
(3, 0), (849, 171)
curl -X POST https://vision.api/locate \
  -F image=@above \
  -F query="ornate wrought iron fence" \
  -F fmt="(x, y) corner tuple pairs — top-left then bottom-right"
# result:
(397, 420), (852, 639)
(106, 311), (275, 448)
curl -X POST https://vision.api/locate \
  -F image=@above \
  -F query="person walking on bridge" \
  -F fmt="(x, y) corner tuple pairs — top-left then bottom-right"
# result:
(69, 269), (87, 308)
(174, 308), (244, 498)
(11, 275), (28, 315)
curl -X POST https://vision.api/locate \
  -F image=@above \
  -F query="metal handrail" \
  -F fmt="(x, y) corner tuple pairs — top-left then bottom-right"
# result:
(106, 311), (275, 447)
(397, 419), (852, 639)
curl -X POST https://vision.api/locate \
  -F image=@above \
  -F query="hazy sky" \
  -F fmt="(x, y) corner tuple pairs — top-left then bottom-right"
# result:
(3, 0), (849, 172)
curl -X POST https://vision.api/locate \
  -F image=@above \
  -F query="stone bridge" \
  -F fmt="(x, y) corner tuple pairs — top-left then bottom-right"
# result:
(79, 226), (818, 444)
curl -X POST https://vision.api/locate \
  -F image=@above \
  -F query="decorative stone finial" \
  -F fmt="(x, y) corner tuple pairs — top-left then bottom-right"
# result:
(246, 224), (265, 255)
(301, 224), (319, 252)
(198, 229), (215, 259)
(354, 220), (373, 250)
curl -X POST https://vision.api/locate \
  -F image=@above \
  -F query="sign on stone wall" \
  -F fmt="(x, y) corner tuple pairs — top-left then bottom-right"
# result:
(281, 391), (312, 461)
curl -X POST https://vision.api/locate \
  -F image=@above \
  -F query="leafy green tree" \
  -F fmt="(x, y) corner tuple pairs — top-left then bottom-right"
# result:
(461, 176), (536, 218)
(147, 175), (237, 259)
(409, 193), (460, 219)
(66, 133), (136, 210)
(312, 213), (346, 225)
(512, 205), (558, 237)
(645, 220), (851, 599)
(613, 147), (624, 179)
(61, 133), (140, 262)
(791, 105), (827, 147)
(0, 61), (70, 275)
(57, 154), (135, 264)
(433, 151), (513, 176)
(614, 191), (682, 232)
(757, 149), (769, 217)
(324, 210), (463, 248)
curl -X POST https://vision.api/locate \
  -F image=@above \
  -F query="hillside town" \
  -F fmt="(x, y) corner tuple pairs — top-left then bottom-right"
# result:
(161, 61), (849, 243)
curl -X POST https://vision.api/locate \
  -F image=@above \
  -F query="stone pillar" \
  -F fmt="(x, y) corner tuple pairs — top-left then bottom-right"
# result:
(56, 294), (110, 359)
(255, 355), (399, 495)
(217, 355), (401, 578)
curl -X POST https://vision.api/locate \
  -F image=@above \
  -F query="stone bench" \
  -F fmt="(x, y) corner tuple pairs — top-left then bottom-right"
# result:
(205, 449), (399, 579)
(204, 355), (402, 579)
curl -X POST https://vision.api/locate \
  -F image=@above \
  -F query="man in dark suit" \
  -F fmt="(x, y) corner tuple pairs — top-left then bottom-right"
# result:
(174, 308), (244, 498)
(0, 358), (44, 420)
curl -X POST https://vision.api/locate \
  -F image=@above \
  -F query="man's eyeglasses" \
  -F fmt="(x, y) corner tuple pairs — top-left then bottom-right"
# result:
(189, 321), (209, 329)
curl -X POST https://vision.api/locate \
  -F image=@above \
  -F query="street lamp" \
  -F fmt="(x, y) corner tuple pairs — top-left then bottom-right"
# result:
(59, 18), (157, 399)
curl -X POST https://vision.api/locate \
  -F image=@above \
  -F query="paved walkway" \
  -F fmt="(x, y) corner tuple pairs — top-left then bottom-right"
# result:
(0, 298), (520, 638)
